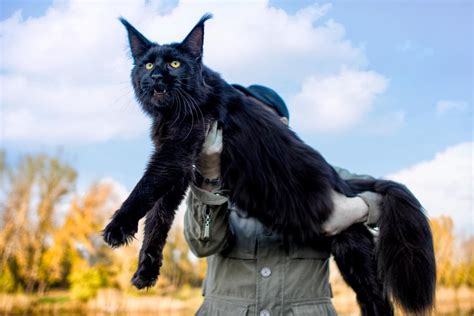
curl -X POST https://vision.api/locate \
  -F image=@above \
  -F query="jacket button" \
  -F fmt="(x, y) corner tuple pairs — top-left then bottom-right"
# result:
(260, 267), (271, 278)
(260, 310), (271, 316)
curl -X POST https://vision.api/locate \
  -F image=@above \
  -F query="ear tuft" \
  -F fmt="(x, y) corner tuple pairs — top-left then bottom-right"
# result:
(181, 13), (213, 59)
(198, 13), (213, 25)
(119, 17), (153, 63)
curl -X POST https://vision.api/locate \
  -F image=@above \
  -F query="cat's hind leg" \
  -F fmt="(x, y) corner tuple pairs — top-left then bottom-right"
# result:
(331, 224), (394, 316)
(131, 177), (189, 289)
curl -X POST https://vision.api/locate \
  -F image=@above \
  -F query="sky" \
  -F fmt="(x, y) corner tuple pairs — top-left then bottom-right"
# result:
(0, 0), (472, 233)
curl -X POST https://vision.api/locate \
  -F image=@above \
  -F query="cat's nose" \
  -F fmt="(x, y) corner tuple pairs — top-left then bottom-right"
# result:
(151, 73), (163, 80)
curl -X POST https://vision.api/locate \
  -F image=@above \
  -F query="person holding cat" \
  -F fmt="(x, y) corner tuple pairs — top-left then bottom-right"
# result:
(184, 84), (382, 316)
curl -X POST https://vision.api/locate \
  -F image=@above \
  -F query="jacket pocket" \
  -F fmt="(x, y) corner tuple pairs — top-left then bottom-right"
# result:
(290, 301), (337, 316)
(196, 299), (248, 316)
(288, 243), (330, 259)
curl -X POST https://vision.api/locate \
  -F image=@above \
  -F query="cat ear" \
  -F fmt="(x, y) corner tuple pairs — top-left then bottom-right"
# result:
(119, 17), (153, 62)
(181, 13), (213, 59)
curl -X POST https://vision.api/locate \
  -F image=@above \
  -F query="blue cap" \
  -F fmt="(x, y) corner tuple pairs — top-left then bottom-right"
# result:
(232, 84), (289, 120)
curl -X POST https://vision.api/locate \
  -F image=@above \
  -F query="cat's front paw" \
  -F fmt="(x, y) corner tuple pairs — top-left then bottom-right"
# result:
(102, 215), (138, 248)
(131, 253), (161, 289)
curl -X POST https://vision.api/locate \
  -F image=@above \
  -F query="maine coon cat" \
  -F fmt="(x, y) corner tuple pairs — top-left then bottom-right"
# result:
(103, 14), (435, 316)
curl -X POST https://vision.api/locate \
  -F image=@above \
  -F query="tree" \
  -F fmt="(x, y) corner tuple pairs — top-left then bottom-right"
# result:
(44, 182), (117, 297)
(462, 237), (474, 287)
(430, 216), (474, 289)
(0, 154), (76, 293)
(157, 225), (206, 292)
(430, 216), (456, 286)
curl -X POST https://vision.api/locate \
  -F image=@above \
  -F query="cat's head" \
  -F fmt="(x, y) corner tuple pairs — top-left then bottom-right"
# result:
(120, 14), (212, 117)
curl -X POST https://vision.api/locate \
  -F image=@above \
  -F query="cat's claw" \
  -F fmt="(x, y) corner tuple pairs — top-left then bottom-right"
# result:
(131, 253), (160, 289)
(102, 220), (137, 248)
(131, 272), (158, 290)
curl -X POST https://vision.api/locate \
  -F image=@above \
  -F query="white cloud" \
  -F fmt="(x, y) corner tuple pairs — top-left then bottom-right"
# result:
(0, 0), (385, 144)
(97, 177), (130, 205)
(1, 74), (145, 143)
(436, 99), (469, 116)
(290, 68), (388, 132)
(387, 142), (473, 234)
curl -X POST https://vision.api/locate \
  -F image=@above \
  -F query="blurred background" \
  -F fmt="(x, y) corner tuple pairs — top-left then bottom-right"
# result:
(0, 0), (472, 315)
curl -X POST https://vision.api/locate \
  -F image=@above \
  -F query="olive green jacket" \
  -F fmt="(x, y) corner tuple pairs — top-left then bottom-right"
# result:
(184, 167), (378, 316)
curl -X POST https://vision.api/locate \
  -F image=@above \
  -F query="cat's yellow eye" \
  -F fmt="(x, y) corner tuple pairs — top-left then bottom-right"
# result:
(170, 60), (181, 68)
(145, 63), (154, 70)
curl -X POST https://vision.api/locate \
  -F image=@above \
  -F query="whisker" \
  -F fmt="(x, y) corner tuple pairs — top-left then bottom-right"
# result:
(179, 88), (207, 135)
(176, 88), (196, 140)
(169, 92), (182, 128)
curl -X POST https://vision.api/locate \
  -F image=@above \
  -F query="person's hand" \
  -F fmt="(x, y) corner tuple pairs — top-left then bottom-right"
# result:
(196, 122), (223, 190)
(322, 191), (370, 236)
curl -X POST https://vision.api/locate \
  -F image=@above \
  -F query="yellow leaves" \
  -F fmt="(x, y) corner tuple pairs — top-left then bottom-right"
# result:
(158, 226), (207, 291)
(430, 216), (474, 288)
(0, 153), (118, 295)
(0, 152), (207, 299)
(69, 265), (108, 301)
(0, 265), (17, 293)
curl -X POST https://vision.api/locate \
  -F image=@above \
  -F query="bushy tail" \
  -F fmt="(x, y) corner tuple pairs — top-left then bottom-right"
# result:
(348, 179), (436, 315)
(332, 224), (394, 316)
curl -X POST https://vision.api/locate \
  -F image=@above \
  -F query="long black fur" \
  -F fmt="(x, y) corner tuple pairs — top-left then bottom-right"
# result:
(103, 14), (436, 315)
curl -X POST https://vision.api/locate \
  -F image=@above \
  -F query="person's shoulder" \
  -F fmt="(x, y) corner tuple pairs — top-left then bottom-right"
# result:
(333, 166), (374, 181)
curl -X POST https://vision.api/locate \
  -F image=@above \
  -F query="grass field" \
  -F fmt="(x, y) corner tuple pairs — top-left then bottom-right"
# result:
(1, 287), (472, 315)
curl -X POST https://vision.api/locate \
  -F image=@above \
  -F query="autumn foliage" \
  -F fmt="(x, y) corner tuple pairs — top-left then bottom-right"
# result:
(0, 152), (205, 299)
(0, 152), (472, 302)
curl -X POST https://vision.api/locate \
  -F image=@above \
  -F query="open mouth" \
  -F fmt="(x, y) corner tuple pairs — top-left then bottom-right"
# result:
(153, 89), (167, 97)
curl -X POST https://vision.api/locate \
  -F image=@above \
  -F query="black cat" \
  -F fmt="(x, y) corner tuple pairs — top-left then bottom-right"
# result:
(103, 14), (435, 316)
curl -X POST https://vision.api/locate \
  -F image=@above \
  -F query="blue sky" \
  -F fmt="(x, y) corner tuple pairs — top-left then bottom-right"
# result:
(0, 0), (472, 232)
